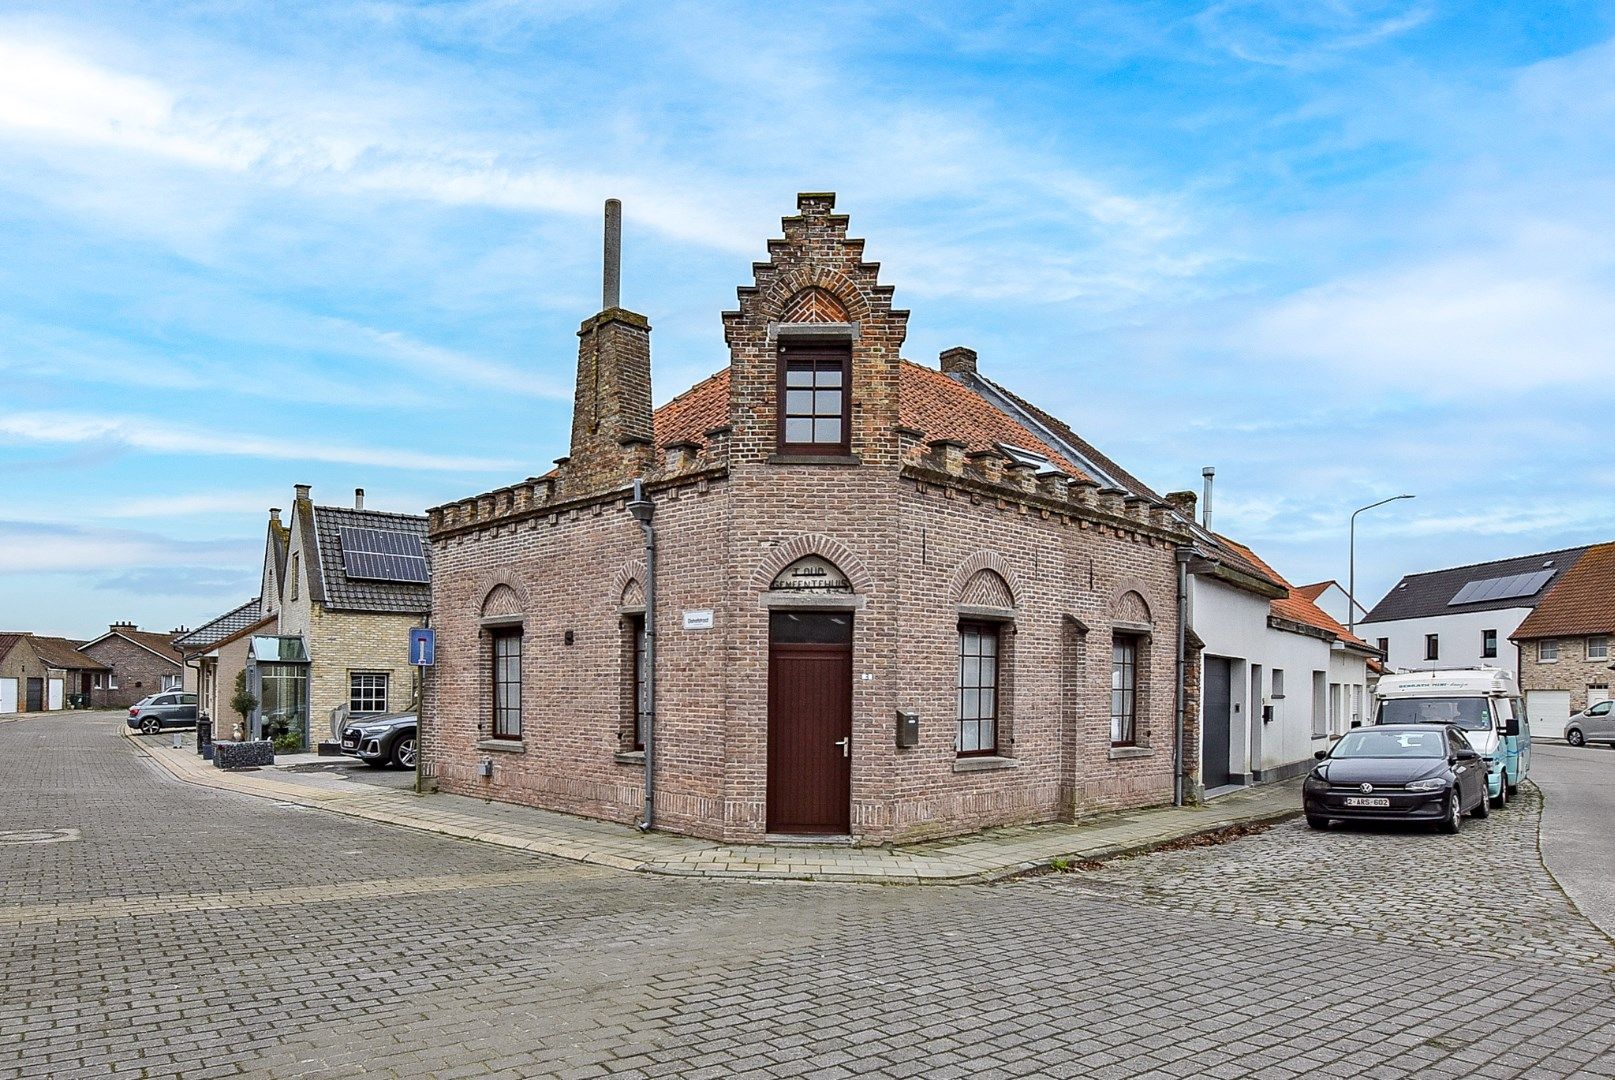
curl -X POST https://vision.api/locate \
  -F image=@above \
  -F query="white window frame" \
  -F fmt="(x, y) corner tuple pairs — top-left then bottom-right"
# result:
(1588, 636), (1609, 661)
(348, 672), (390, 716)
(1540, 639), (1559, 662)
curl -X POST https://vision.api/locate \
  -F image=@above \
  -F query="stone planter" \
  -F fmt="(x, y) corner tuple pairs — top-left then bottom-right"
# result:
(212, 740), (275, 770)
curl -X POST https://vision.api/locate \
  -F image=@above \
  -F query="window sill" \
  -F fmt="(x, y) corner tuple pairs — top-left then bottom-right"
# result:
(953, 755), (1019, 773)
(477, 739), (525, 753)
(1107, 745), (1152, 761)
(768, 453), (862, 466)
(614, 750), (645, 766)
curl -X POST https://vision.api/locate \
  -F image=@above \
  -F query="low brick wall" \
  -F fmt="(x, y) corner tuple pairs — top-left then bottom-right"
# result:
(213, 740), (274, 769)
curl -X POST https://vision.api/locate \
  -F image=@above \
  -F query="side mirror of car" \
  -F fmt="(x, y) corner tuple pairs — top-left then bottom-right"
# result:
(1454, 748), (1479, 761)
(1314, 750), (1328, 760)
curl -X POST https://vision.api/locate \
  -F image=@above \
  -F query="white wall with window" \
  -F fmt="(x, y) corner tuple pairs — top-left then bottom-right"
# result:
(1358, 607), (1533, 673)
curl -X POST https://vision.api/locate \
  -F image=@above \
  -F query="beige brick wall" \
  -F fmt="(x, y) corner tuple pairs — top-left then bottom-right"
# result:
(1519, 635), (1614, 713)
(306, 607), (424, 741)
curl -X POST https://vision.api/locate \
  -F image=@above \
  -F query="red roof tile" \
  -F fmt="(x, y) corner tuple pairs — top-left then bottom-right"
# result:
(1513, 542), (1615, 639)
(1216, 536), (1370, 649)
(652, 362), (1091, 480)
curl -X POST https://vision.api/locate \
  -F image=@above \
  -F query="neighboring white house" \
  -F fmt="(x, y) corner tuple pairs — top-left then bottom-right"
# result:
(1195, 537), (1377, 791)
(1359, 546), (1590, 675)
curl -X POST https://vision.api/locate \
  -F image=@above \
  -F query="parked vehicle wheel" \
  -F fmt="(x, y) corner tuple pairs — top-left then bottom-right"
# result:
(1306, 815), (1329, 831)
(1439, 793), (1462, 834)
(1472, 789), (1490, 818)
(1567, 728), (1586, 747)
(1491, 775), (1508, 810)
(391, 735), (417, 769)
(138, 717), (161, 735)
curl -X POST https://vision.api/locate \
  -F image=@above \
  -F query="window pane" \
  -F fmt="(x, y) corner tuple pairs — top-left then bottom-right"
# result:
(815, 366), (842, 388)
(979, 632), (997, 657)
(785, 417), (814, 443)
(960, 721), (979, 752)
(962, 688), (980, 720)
(815, 389), (842, 416)
(979, 660), (996, 688)
(786, 389), (814, 414)
(980, 719), (995, 751)
(786, 366), (814, 387)
(814, 418), (842, 443)
(980, 688), (995, 718)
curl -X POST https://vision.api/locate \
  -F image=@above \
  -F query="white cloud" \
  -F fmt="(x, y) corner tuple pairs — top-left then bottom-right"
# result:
(1239, 254), (1615, 390)
(0, 519), (249, 573)
(0, 411), (518, 472)
(1195, 1), (1434, 68)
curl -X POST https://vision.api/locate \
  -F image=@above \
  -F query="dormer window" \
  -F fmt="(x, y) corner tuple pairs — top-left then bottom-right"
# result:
(778, 341), (850, 455)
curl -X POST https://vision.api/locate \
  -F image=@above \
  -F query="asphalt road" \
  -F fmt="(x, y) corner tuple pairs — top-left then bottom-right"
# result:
(4, 711), (1615, 1079)
(1534, 741), (1615, 939)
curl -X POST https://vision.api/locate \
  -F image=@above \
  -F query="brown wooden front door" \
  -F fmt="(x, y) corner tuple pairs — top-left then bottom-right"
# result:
(767, 611), (853, 835)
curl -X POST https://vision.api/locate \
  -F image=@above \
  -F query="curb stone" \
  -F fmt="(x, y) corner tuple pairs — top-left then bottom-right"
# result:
(127, 728), (1302, 886)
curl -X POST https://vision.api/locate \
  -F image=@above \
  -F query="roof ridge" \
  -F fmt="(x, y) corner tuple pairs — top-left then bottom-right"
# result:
(1391, 544), (1594, 581)
(314, 505), (427, 521)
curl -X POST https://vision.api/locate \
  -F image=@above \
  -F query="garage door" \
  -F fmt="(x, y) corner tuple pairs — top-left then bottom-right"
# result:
(0, 678), (15, 714)
(1526, 690), (1572, 740)
(47, 678), (63, 710)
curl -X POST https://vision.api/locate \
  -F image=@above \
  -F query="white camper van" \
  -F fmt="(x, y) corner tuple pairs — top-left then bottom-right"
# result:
(1372, 668), (1531, 809)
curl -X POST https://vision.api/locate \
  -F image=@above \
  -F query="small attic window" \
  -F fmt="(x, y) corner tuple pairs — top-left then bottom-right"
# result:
(997, 443), (1057, 475)
(778, 340), (850, 455)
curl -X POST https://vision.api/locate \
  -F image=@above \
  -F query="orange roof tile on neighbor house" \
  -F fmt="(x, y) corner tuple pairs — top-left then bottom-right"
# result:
(652, 361), (1090, 479)
(1215, 536), (1372, 650)
(1512, 541), (1615, 639)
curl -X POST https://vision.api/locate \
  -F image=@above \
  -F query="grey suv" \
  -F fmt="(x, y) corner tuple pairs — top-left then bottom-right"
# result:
(127, 692), (198, 734)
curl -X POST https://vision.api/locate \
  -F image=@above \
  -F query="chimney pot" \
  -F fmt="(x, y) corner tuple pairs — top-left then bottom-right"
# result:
(294, 484), (312, 501)
(940, 347), (978, 376)
(603, 198), (622, 311)
(268, 507), (282, 523)
(355, 488), (365, 510)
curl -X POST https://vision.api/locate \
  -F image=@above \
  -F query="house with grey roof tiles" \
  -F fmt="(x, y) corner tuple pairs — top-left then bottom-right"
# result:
(1358, 545), (1591, 682)
(196, 485), (430, 749)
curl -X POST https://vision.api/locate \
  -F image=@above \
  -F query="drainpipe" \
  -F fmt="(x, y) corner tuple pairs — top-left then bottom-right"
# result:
(1174, 545), (1193, 806)
(626, 479), (657, 831)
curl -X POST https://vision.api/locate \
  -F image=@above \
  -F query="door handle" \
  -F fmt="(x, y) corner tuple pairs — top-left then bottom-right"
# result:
(834, 737), (850, 758)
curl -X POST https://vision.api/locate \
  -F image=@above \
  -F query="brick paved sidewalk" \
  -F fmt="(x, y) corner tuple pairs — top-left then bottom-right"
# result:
(129, 728), (1301, 884)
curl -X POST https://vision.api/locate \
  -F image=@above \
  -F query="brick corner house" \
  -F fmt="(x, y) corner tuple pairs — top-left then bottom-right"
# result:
(423, 193), (1203, 844)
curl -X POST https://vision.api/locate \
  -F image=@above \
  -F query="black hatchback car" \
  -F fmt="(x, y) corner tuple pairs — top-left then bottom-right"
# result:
(1303, 724), (1490, 834)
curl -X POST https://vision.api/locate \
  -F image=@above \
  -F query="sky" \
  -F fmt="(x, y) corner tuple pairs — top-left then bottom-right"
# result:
(2, 1), (1613, 639)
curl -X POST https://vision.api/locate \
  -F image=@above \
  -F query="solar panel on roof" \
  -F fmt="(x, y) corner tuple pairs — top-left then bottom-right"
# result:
(1448, 569), (1554, 607)
(338, 526), (429, 584)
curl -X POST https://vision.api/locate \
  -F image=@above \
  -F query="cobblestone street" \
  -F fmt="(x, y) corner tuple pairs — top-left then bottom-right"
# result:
(5, 712), (1615, 1079)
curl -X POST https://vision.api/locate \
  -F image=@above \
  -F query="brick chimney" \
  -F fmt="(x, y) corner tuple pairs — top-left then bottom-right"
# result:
(268, 507), (282, 524)
(566, 198), (653, 494)
(940, 346), (977, 376)
(1163, 490), (1197, 521)
(110, 621), (136, 632)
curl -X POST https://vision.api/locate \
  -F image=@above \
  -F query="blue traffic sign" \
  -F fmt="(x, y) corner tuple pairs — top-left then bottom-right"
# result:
(409, 627), (435, 667)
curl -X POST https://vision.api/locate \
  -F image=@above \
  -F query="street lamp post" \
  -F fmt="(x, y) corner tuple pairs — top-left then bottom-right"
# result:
(1349, 494), (1416, 637)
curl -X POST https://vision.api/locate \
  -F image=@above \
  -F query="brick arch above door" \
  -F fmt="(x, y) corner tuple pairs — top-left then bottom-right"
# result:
(749, 534), (875, 595)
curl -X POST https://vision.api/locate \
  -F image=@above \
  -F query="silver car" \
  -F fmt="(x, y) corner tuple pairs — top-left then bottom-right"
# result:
(1565, 701), (1615, 747)
(126, 692), (198, 734)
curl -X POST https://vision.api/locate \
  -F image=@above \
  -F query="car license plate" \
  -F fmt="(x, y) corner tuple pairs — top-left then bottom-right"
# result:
(1344, 797), (1390, 808)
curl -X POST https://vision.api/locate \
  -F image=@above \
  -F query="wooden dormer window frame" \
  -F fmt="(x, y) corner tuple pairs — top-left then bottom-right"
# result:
(777, 339), (851, 456)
